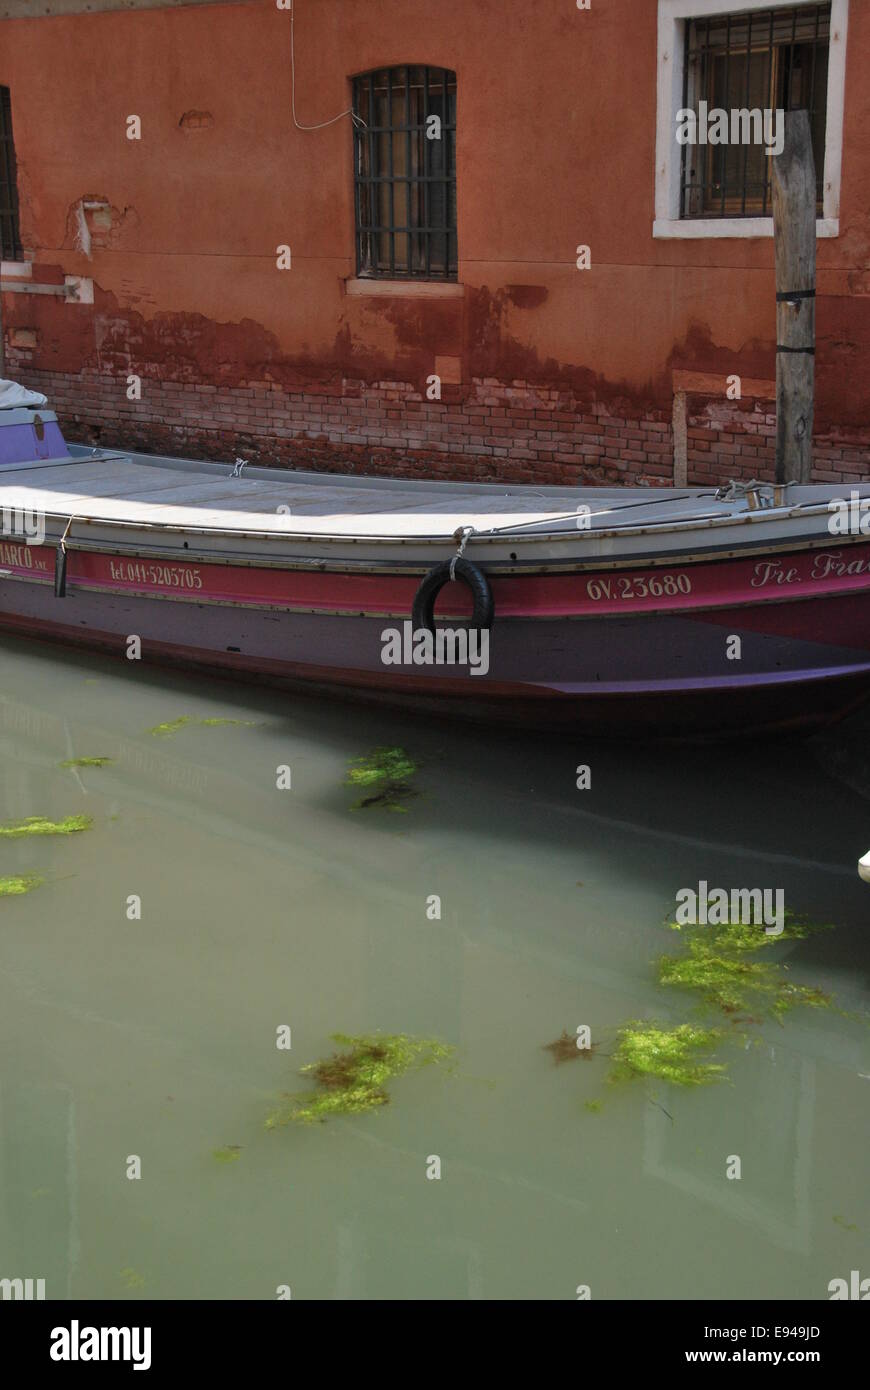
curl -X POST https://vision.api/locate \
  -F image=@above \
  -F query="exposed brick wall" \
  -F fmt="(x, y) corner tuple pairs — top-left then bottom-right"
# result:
(7, 359), (870, 487)
(685, 398), (870, 487)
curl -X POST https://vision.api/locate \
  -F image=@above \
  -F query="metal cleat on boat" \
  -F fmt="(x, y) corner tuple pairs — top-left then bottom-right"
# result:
(859, 851), (870, 884)
(715, 479), (793, 510)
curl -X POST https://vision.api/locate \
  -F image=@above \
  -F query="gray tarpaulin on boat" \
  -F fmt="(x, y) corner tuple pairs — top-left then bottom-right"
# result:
(0, 378), (48, 410)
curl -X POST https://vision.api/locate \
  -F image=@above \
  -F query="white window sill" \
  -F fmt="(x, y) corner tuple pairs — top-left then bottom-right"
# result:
(653, 217), (839, 239)
(345, 277), (464, 298)
(0, 261), (32, 278)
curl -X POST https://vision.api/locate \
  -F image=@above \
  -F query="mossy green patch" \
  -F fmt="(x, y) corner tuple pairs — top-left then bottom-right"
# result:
(212, 1146), (242, 1163)
(658, 910), (833, 1019)
(833, 1214), (858, 1232)
(148, 716), (255, 737)
(0, 873), (45, 897)
(345, 747), (418, 812)
(0, 815), (92, 838)
(565, 908), (839, 1107)
(267, 1032), (454, 1126)
(59, 757), (113, 769)
(609, 1022), (727, 1088)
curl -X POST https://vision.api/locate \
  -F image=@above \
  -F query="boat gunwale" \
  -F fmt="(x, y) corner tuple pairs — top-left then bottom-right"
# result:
(11, 496), (863, 552)
(3, 520), (869, 580)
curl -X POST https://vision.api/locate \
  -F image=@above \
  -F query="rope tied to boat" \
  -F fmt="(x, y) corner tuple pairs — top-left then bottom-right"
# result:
(450, 526), (475, 582)
(231, 457), (249, 478)
(54, 516), (74, 598)
(715, 479), (793, 503)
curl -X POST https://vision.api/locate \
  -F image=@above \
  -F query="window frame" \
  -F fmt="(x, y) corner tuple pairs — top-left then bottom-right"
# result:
(654, 0), (849, 239)
(351, 64), (458, 283)
(0, 85), (24, 263)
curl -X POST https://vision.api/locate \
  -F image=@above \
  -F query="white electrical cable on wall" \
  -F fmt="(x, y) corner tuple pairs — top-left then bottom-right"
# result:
(290, 6), (366, 132)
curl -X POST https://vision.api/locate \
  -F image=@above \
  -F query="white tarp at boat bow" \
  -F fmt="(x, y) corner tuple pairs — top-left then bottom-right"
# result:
(0, 377), (48, 409)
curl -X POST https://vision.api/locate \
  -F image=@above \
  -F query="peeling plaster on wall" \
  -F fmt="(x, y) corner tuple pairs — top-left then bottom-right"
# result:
(64, 198), (140, 259)
(72, 201), (90, 258)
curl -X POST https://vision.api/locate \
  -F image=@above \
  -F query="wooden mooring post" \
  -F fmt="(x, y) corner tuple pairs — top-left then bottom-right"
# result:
(771, 109), (816, 485)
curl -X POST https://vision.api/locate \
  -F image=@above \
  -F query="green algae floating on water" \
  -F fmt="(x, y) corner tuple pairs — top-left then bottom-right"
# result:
(0, 874), (45, 897)
(609, 1022), (727, 1088)
(148, 717), (195, 737)
(0, 815), (93, 838)
(267, 1032), (455, 1126)
(148, 716), (256, 737)
(345, 747), (418, 812)
(212, 1146), (242, 1164)
(566, 909), (838, 1107)
(59, 757), (114, 769)
(658, 910), (834, 1020)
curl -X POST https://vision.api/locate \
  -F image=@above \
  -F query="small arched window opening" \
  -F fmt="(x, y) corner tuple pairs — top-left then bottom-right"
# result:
(353, 65), (457, 280)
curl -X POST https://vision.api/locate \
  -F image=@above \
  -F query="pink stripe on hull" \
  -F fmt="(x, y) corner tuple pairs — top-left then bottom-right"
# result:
(1, 541), (869, 638)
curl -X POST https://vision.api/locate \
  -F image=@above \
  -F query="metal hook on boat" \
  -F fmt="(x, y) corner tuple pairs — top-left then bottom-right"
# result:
(450, 525), (475, 582)
(55, 516), (74, 599)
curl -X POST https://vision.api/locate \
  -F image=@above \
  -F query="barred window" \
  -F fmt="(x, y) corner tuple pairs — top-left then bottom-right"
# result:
(681, 3), (830, 218)
(353, 66), (457, 280)
(0, 86), (23, 260)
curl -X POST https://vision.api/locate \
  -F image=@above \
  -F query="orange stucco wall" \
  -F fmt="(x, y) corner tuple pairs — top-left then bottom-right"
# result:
(0, 0), (868, 438)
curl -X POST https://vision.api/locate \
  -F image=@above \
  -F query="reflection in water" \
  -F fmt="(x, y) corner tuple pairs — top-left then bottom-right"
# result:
(0, 1082), (77, 1300)
(0, 635), (868, 1300)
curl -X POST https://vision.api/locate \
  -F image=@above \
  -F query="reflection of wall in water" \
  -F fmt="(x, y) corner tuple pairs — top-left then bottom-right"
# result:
(334, 1212), (482, 1300)
(643, 1053), (814, 1254)
(0, 1081), (77, 1297)
(361, 844), (468, 1041)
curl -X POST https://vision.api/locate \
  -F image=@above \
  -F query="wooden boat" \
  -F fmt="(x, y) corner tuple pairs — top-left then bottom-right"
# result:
(1, 386), (870, 736)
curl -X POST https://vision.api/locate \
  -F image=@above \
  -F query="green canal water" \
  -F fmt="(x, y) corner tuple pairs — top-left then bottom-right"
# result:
(0, 635), (868, 1301)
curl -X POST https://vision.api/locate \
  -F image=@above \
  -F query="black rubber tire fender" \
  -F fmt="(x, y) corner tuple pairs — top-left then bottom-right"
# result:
(411, 557), (494, 636)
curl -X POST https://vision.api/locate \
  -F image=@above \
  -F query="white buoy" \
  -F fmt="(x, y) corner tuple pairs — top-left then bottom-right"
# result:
(859, 850), (870, 884)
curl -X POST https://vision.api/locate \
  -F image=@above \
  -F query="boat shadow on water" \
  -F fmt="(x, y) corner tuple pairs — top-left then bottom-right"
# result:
(1, 632), (868, 996)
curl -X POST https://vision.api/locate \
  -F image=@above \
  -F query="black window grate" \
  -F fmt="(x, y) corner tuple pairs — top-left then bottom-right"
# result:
(0, 86), (22, 261)
(353, 65), (457, 280)
(681, 4), (830, 219)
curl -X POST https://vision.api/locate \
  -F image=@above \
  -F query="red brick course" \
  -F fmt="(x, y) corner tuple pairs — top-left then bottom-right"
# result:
(9, 358), (870, 487)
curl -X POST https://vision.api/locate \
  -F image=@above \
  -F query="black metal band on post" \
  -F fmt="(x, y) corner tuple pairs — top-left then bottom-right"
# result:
(775, 288), (816, 302)
(776, 345), (815, 355)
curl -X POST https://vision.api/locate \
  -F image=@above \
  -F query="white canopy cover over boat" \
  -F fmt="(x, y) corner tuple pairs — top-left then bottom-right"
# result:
(0, 377), (48, 409)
